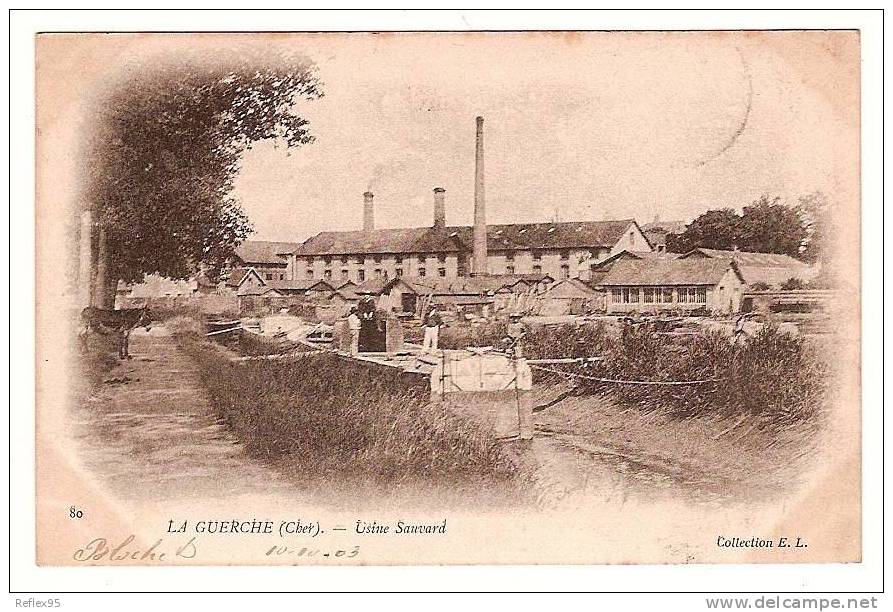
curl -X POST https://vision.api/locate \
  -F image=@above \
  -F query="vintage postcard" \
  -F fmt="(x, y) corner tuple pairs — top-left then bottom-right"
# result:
(34, 29), (861, 567)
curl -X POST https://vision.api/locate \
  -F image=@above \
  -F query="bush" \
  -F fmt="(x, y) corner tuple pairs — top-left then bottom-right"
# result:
(439, 319), (609, 359)
(780, 277), (806, 290)
(529, 323), (827, 431)
(173, 333), (521, 484)
(713, 325), (826, 426)
(233, 331), (285, 356)
(438, 319), (507, 349)
(525, 323), (608, 361)
(165, 315), (206, 340)
(137, 300), (238, 323)
(286, 303), (322, 323)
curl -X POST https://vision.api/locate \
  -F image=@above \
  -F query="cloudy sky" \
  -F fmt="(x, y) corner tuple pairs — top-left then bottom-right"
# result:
(229, 31), (858, 242)
(38, 31), (860, 244)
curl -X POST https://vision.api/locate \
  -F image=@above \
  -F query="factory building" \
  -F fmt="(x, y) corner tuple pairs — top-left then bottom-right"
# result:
(286, 211), (650, 283)
(283, 117), (653, 283)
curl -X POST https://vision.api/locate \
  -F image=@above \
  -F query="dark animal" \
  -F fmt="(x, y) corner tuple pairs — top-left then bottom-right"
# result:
(80, 307), (152, 359)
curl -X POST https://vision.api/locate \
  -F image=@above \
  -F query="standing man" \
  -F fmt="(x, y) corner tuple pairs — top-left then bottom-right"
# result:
(422, 304), (442, 353)
(506, 312), (527, 359)
(357, 294), (378, 352)
(347, 306), (361, 356)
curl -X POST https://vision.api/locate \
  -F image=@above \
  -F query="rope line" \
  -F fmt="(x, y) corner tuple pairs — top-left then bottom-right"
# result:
(232, 349), (327, 362)
(528, 363), (724, 386)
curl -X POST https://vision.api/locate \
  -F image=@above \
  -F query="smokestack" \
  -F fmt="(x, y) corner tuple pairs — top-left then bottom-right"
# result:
(433, 187), (446, 228)
(363, 191), (374, 231)
(472, 116), (487, 275)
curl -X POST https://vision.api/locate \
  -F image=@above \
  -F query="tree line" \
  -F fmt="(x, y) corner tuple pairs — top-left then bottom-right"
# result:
(665, 193), (830, 263)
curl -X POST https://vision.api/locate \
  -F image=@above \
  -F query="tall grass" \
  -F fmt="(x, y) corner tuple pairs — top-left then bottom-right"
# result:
(439, 319), (608, 360)
(525, 324), (609, 361)
(233, 331), (298, 357)
(438, 319), (508, 349)
(173, 327), (520, 484)
(440, 318), (827, 431)
(569, 324), (827, 429)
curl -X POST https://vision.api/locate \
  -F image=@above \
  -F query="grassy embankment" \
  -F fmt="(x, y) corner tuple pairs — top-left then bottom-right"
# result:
(169, 317), (524, 494)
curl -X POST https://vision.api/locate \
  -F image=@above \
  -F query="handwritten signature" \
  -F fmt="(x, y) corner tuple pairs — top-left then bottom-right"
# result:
(73, 535), (197, 562)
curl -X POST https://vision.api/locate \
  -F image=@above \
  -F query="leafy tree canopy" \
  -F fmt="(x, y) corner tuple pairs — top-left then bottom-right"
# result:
(738, 196), (805, 257)
(666, 208), (740, 253)
(797, 192), (831, 264)
(84, 49), (323, 283)
(780, 277), (806, 290)
(667, 195), (820, 261)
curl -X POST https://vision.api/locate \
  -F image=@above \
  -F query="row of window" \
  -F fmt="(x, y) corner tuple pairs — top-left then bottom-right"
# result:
(306, 267), (448, 281)
(507, 250), (570, 262)
(302, 250), (575, 266)
(610, 286), (707, 304)
(504, 264), (570, 278)
(306, 254), (449, 266)
(301, 263), (571, 280)
(678, 287), (708, 304)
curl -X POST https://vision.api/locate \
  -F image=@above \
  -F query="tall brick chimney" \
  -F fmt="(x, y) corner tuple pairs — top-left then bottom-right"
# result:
(472, 116), (488, 275)
(433, 187), (446, 228)
(363, 191), (374, 231)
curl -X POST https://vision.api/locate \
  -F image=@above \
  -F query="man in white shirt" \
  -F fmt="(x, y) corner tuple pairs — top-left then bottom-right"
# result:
(422, 305), (442, 353)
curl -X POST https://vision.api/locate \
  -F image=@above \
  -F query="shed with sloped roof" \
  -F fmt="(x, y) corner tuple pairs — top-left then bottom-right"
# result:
(600, 257), (745, 314)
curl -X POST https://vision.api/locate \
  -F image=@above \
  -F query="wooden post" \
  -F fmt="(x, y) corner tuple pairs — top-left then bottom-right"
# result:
(93, 226), (110, 309)
(385, 315), (404, 357)
(514, 352), (534, 441)
(517, 387), (534, 441)
(78, 210), (93, 308)
(333, 319), (351, 353)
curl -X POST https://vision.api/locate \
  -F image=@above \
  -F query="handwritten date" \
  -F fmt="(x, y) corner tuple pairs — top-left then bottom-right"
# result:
(265, 544), (360, 559)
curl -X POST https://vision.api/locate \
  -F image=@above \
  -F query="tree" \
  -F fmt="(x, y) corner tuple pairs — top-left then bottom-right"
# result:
(797, 192), (831, 264)
(667, 196), (809, 259)
(780, 277), (805, 290)
(82, 49), (323, 304)
(666, 208), (740, 253)
(737, 195), (806, 258)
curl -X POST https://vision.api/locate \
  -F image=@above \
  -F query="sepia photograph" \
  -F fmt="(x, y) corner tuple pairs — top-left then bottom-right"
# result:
(23, 14), (872, 582)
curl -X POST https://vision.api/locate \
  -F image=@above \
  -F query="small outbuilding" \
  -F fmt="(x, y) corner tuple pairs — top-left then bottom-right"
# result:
(375, 274), (554, 318)
(534, 278), (602, 316)
(678, 248), (818, 289)
(600, 256), (745, 315)
(268, 278), (336, 300)
(226, 267), (266, 295)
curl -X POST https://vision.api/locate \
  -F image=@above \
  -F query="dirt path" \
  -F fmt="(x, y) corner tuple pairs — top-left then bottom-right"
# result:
(70, 326), (303, 502)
